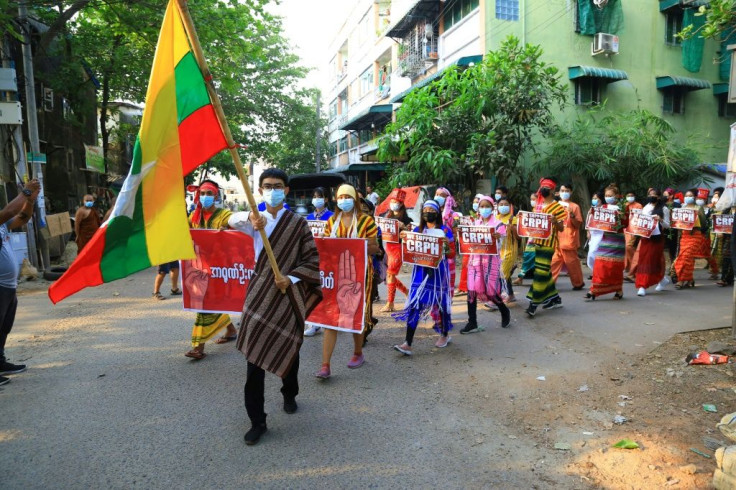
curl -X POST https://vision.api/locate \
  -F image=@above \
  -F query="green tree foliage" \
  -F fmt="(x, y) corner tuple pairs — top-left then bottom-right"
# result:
(535, 108), (708, 197)
(377, 36), (567, 193)
(679, 0), (736, 40)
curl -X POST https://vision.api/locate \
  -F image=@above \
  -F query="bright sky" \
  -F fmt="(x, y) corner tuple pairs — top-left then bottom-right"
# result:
(268, 0), (354, 90)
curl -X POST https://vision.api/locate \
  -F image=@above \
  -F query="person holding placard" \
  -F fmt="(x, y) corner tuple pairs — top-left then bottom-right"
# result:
(496, 197), (519, 303)
(673, 189), (710, 289)
(380, 189), (413, 312)
(513, 192), (540, 286)
(623, 190), (643, 281)
(304, 187), (334, 337)
(461, 196), (510, 333)
(525, 178), (566, 317)
(550, 183), (585, 290)
(316, 184), (379, 378)
(694, 188), (720, 279)
(634, 189), (670, 296)
(458, 193), (484, 295)
(434, 187), (460, 296)
(392, 200), (454, 354)
(586, 191), (606, 275)
(586, 185), (628, 301)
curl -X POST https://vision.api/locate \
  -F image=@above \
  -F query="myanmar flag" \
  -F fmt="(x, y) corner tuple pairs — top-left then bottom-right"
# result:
(49, 0), (227, 304)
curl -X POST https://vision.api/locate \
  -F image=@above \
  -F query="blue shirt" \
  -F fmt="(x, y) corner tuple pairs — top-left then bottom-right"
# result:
(258, 202), (290, 212)
(306, 209), (333, 221)
(0, 223), (18, 289)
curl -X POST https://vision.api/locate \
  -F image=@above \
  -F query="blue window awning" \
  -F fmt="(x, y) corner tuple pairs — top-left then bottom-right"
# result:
(339, 104), (393, 132)
(656, 75), (711, 91)
(391, 55), (483, 103)
(568, 65), (628, 81)
(713, 82), (729, 96)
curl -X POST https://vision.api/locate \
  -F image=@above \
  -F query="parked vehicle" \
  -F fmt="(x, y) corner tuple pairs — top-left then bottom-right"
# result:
(286, 172), (347, 217)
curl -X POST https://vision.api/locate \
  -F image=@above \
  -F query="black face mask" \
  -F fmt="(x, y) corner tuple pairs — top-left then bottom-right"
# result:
(423, 212), (438, 223)
(648, 196), (659, 204)
(540, 188), (551, 198)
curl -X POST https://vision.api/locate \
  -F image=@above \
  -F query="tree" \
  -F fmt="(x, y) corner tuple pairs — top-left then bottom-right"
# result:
(679, 0), (736, 40)
(377, 36), (567, 195)
(534, 108), (709, 199)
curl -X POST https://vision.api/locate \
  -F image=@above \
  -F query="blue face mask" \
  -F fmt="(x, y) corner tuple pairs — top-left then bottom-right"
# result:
(560, 192), (571, 201)
(312, 197), (325, 209)
(84, 201), (94, 208)
(434, 196), (446, 207)
(472, 202), (479, 212)
(591, 199), (599, 206)
(337, 198), (354, 212)
(494, 193), (502, 201)
(684, 196), (695, 205)
(200, 195), (215, 208)
(498, 205), (510, 215)
(263, 189), (285, 208)
(605, 196), (617, 205)
(674, 199), (681, 205)
(479, 207), (493, 219)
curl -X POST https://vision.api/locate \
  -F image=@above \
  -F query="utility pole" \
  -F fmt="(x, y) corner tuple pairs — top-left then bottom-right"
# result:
(19, 0), (49, 270)
(315, 92), (321, 173)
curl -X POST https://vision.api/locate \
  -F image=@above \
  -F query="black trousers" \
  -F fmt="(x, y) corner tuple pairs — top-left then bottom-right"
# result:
(244, 354), (299, 425)
(0, 286), (18, 359)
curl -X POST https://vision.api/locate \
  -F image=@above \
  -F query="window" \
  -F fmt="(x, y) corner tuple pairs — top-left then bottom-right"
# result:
(444, 0), (480, 30)
(329, 99), (338, 121)
(662, 89), (685, 114)
(360, 68), (373, 98)
(665, 10), (683, 46)
(574, 78), (602, 106)
(496, 0), (519, 21)
(718, 94), (736, 118)
(339, 136), (348, 153)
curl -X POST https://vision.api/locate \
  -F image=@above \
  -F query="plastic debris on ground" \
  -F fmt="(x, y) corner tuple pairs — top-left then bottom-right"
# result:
(686, 350), (729, 365)
(703, 404), (718, 413)
(612, 439), (639, 449)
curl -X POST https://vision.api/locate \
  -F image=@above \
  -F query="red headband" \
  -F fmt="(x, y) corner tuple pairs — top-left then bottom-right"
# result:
(199, 182), (218, 194)
(539, 178), (556, 190)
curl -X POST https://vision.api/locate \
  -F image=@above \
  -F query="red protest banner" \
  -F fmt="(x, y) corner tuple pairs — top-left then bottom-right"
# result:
(713, 214), (734, 234)
(306, 237), (367, 334)
(458, 225), (497, 255)
(307, 220), (327, 237)
(459, 215), (475, 226)
(181, 230), (255, 314)
(671, 208), (696, 231)
(585, 207), (619, 233)
(376, 217), (400, 243)
(626, 213), (658, 238)
(402, 231), (444, 268)
(516, 211), (553, 239)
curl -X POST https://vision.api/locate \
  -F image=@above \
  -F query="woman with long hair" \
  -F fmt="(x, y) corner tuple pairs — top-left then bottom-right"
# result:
(315, 184), (379, 379)
(392, 200), (454, 354)
(634, 188), (671, 296)
(306, 186), (333, 221)
(380, 189), (413, 312)
(461, 196), (511, 334)
(586, 185), (628, 300)
(458, 193), (484, 295)
(433, 187), (459, 295)
(586, 191), (606, 274)
(673, 188), (710, 289)
(513, 192), (539, 286)
(495, 197), (519, 303)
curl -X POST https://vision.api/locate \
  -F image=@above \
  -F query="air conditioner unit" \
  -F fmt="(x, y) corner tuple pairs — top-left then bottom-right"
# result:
(592, 33), (619, 56)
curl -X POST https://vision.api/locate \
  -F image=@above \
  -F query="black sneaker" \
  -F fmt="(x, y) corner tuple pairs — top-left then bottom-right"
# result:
(0, 375), (8, 386)
(460, 322), (480, 334)
(542, 298), (563, 310)
(525, 304), (537, 317)
(283, 398), (298, 414)
(244, 423), (268, 446)
(0, 361), (26, 375)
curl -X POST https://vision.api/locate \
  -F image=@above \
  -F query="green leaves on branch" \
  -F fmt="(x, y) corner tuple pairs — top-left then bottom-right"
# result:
(678, 0), (736, 40)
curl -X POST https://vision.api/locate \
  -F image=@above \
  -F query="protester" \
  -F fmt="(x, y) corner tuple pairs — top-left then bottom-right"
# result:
(525, 178), (566, 317)
(662, 187), (680, 275)
(392, 200), (454, 354)
(380, 189), (412, 313)
(434, 187), (459, 296)
(694, 188), (720, 280)
(360, 197), (383, 336)
(461, 196), (510, 333)
(306, 186), (333, 221)
(673, 189), (710, 289)
(550, 183), (585, 290)
(152, 261), (181, 300)
(495, 197), (519, 303)
(0, 179), (40, 386)
(458, 193), (484, 295)
(623, 190), (643, 281)
(587, 191), (605, 275)
(316, 184), (379, 378)
(513, 192), (540, 286)
(714, 192), (734, 287)
(366, 185), (379, 206)
(228, 168), (322, 446)
(74, 194), (101, 254)
(635, 189), (670, 296)
(184, 180), (238, 359)
(585, 185), (628, 300)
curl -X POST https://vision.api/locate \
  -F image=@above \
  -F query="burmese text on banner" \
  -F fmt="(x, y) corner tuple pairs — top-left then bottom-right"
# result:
(516, 211), (553, 239)
(458, 225), (497, 255)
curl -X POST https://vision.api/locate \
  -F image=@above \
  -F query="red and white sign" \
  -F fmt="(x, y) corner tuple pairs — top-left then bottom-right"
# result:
(376, 217), (400, 243)
(459, 215), (475, 226)
(402, 231), (444, 268)
(585, 207), (619, 233)
(516, 211), (553, 239)
(306, 238), (367, 334)
(181, 230), (255, 314)
(307, 220), (327, 237)
(713, 214), (734, 234)
(626, 213), (658, 238)
(458, 226), (497, 255)
(671, 208), (696, 231)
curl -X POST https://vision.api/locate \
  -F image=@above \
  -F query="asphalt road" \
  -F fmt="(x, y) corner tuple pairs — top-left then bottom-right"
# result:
(1, 266), (732, 489)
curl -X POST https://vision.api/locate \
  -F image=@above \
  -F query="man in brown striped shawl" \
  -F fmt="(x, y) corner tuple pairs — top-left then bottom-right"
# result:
(229, 168), (322, 446)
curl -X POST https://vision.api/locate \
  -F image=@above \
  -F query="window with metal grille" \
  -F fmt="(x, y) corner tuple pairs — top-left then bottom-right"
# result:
(574, 79), (602, 106)
(718, 94), (736, 118)
(662, 89), (685, 114)
(496, 0), (519, 21)
(665, 10), (683, 46)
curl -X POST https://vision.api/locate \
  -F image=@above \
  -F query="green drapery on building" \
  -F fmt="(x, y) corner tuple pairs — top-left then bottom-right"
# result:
(682, 9), (706, 73)
(720, 27), (736, 81)
(578, 0), (624, 36)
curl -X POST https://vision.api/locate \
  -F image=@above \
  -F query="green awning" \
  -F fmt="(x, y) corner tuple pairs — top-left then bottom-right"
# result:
(391, 55), (483, 103)
(656, 75), (711, 91)
(339, 104), (393, 131)
(659, 0), (709, 12)
(713, 82), (729, 96)
(568, 65), (628, 81)
(328, 163), (387, 173)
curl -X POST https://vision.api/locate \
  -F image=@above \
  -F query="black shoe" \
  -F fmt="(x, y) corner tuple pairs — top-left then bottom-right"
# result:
(542, 298), (563, 310)
(460, 322), (480, 334)
(500, 304), (511, 328)
(0, 361), (26, 375)
(244, 423), (268, 445)
(525, 304), (536, 317)
(572, 283), (585, 291)
(0, 375), (8, 386)
(283, 398), (298, 414)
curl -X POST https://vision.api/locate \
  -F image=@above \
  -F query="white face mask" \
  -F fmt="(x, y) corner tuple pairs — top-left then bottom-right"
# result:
(389, 202), (401, 212)
(696, 199), (705, 207)
(626, 196), (635, 203)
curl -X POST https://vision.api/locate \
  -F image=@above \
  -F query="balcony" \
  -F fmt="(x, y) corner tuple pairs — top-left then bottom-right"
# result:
(397, 38), (439, 79)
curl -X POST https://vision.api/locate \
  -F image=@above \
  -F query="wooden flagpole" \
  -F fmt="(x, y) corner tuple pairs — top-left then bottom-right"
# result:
(176, 0), (285, 291)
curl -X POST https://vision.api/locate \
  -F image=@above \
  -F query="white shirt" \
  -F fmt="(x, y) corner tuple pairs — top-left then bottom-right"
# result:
(367, 192), (379, 205)
(642, 203), (670, 235)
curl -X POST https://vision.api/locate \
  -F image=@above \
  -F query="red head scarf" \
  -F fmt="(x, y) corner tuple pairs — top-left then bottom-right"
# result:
(189, 180), (219, 225)
(537, 178), (557, 210)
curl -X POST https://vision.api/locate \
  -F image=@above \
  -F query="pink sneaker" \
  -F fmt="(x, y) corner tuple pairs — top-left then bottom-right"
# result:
(347, 354), (365, 369)
(435, 336), (451, 348)
(315, 364), (331, 379)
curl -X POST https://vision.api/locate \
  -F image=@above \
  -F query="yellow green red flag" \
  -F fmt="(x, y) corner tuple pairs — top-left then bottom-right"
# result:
(49, 0), (227, 304)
